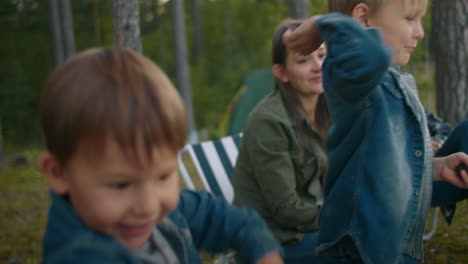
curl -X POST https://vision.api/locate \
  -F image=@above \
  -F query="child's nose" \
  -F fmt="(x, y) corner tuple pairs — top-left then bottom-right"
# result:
(414, 23), (424, 39)
(133, 186), (159, 217)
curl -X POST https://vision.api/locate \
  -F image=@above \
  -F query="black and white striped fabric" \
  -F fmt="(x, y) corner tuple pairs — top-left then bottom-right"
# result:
(178, 133), (242, 204)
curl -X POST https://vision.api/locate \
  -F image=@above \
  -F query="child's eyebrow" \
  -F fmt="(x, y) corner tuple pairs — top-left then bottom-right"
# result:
(404, 0), (428, 14)
(100, 170), (136, 180)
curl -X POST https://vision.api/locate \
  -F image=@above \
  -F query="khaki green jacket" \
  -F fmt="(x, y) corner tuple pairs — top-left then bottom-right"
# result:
(232, 90), (326, 243)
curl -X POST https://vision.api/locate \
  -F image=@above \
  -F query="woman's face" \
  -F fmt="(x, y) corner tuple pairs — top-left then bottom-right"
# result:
(282, 45), (326, 97)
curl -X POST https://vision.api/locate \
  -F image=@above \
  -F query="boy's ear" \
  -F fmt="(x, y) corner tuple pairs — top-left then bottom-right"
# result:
(272, 64), (288, 83)
(38, 153), (69, 195)
(352, 3), (370, 27)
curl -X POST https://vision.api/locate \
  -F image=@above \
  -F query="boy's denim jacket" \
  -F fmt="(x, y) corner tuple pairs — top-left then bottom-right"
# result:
(42, 190), (281, 264)
(314, 14), (434, 264)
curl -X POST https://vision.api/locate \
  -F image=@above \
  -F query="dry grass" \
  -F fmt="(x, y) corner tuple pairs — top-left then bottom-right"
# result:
(423, 202), (468, 264)
(0, 166), (48, 264)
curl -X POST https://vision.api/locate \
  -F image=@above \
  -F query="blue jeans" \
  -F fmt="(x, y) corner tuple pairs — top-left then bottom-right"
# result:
(283, 232), (341, 264)
(282, 232), (320, 263)
(283, 233), (416, 264)
(432, 119), (468, 207)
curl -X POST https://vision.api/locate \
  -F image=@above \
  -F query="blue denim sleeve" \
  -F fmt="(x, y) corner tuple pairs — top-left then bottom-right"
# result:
(314, 13), (393, 102)
(177, 190), (283, 263)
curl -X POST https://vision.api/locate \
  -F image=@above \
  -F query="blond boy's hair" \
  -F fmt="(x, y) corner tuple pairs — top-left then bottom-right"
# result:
(40, 47), (187, 165)
(328, 0), (427, 14)
(327, 0), (381, 14)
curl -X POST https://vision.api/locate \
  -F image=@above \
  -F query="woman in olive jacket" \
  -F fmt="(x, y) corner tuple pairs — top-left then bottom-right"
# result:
(232, 19), (331, 264)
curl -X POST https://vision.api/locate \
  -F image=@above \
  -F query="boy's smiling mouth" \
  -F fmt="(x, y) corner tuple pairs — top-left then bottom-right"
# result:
(118, 222), (154, 237)
(405, 46), (416, 52)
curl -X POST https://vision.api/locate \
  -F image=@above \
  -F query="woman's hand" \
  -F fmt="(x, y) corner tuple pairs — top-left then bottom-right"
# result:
(434, 152), (468, 188)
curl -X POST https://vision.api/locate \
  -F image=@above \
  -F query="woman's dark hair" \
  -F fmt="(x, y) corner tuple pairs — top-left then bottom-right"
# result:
(271, 20), (331, 146)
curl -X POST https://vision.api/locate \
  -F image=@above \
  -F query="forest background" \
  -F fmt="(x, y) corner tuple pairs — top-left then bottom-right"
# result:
(0, 0), (450, 153)
(0, 0), (467, 263)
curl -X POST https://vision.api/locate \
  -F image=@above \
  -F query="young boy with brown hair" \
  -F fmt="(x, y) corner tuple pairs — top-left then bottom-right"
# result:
(283, 0), (468, 263)
(38, 47), (283, 264)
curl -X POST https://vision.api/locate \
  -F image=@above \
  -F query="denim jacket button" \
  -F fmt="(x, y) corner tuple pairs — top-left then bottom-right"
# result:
(414, 150), (422, 157)
(414, 190), (420, 196)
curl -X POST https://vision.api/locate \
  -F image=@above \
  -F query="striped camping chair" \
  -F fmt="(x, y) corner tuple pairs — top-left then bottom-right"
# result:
(177, 133), (242, 204)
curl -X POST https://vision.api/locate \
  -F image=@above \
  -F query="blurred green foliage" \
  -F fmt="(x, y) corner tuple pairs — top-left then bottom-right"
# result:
(0, 1), (50, 151)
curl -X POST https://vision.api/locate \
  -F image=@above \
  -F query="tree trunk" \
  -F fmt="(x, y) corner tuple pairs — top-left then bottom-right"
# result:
(46, 0), (75, 66)
(171, 0), (197, 142)
(432, 1), (468, 124)
(190, 0), (203, 62)
(58, 0), (75, 59)
(286, 0), (309, 19)
(112, 0), (142, 53)
(46, 0), (64, 66)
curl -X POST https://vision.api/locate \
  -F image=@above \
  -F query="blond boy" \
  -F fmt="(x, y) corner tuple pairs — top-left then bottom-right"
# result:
(283, 0), (468, 263)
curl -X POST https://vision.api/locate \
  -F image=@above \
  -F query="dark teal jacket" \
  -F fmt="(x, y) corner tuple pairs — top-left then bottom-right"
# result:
(42, 190), (282, 264)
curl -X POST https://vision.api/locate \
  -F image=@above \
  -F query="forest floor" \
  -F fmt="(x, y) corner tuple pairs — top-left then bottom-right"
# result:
(0, 152), (467, 264)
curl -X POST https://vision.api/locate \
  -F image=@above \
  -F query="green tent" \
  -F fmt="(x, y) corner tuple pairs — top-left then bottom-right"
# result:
(219, 69), (275, 136)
